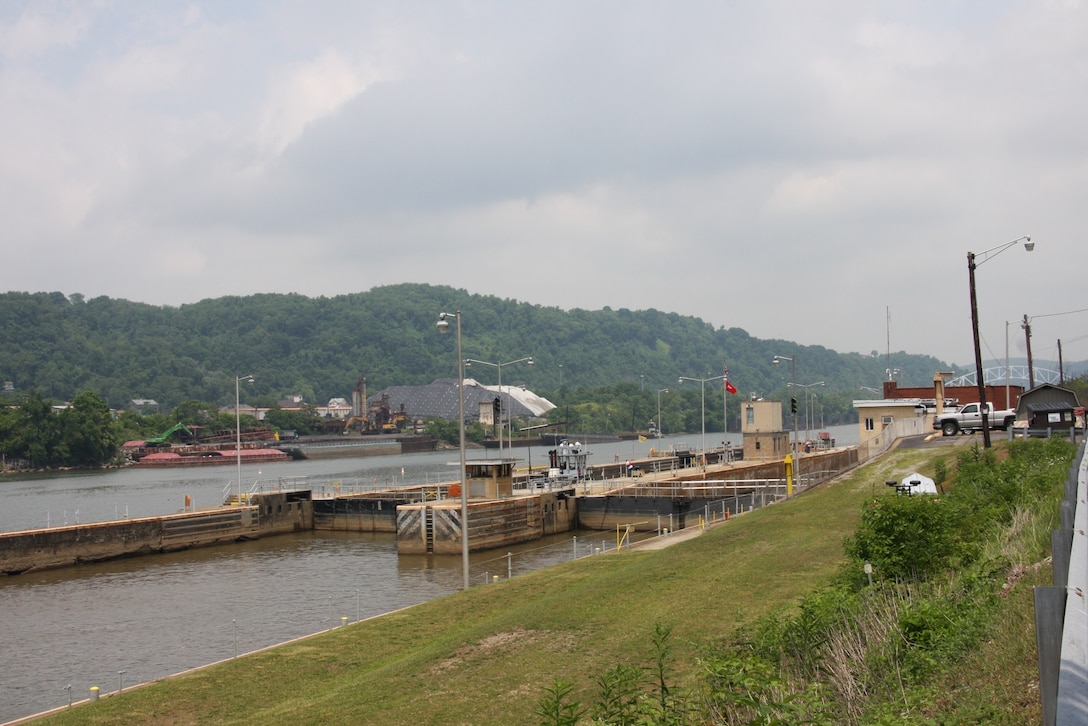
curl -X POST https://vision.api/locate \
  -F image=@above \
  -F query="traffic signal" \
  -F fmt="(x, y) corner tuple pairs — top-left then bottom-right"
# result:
(790, 397), (797, 414)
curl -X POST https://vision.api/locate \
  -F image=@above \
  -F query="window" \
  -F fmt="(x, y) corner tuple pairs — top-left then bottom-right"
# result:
(882, 416), (893, 425)
(865, 418), (875, 431)
(746, 406), (755, 425)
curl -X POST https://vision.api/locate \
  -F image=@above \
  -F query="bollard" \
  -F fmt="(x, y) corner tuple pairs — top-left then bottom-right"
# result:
(341, 616), (348, 627)
(89, 686), (100, 702)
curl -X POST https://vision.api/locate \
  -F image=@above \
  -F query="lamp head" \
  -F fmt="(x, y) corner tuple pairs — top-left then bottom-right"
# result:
(527, 357), (535, 367)
(436, 318), (450, 334)
(773, 358), (780, 367)
(1023, 237), (1034, 252)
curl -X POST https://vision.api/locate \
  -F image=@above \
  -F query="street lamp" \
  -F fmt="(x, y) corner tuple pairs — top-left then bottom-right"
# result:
(464, 356), (534, 461)
(968, 236), (1033, 448)
(235, 374), (254, 505)
(773, 355), (796, 453)
(679, 373), (726, 467)
(657, 388), (669, 436)
(436, 311), (469, 591)
(788, 381), (824, 442)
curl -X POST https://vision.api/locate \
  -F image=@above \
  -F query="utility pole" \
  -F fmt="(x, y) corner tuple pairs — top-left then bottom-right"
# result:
(1022, 314), (1035, 389)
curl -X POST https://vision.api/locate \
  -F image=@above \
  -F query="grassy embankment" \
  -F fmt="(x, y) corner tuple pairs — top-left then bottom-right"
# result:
(33, 440), (1059, 725)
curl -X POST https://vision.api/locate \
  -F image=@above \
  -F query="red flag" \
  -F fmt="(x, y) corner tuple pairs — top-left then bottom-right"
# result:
(725, 380), (738, 395)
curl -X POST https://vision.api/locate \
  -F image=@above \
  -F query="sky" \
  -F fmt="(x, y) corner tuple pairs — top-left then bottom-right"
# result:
(1, 1), (1086, 368)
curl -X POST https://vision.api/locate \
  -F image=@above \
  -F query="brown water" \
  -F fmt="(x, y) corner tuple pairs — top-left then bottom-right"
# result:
(0, 526), (630, 723)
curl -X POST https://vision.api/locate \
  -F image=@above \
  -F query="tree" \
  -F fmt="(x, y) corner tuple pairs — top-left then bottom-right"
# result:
(57, 391), (121, 466)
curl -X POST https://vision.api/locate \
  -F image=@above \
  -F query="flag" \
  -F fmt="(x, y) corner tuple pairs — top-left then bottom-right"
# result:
(726, 380), (738, 395)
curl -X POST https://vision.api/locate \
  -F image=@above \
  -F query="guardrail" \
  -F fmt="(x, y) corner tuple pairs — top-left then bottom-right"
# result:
(1036, 441), (1088, 725)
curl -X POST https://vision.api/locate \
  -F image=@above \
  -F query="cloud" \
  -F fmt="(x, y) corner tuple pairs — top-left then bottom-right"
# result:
(1, 1), (1087, 367)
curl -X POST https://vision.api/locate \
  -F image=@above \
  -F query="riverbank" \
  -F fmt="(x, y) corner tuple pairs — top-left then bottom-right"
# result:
(27, 439), (1011, 725)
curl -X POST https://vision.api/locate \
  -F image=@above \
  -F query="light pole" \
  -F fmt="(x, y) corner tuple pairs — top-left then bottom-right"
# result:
(788, 381), (824, 442)
(657, 388), (669, 436)
(437, 311), (470, 591)
(679, 373), (725, 466)
(968, 236), (1033, 448)
(773, 355), (796, 453)
(464, 356), (534, 461)
(235, 374), (253, 504)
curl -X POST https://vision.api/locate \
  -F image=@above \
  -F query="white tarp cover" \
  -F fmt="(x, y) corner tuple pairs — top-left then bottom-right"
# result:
(901, 472), (938, 495)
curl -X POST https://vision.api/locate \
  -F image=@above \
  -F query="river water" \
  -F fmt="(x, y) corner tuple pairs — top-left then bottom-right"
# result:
(0, 426), (858, 723)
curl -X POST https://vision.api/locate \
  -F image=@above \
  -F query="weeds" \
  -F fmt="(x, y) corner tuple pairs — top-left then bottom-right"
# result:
(536, 438), (1075, 725)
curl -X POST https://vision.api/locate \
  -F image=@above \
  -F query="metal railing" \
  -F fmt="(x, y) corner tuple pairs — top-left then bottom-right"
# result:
(1037, 441), (1088, 725)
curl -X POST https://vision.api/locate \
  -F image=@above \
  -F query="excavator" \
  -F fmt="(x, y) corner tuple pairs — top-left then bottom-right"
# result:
(143, 422), (197, 447)
(342, 386), (411, 435)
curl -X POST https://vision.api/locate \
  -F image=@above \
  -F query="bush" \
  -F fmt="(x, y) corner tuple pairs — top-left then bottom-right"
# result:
(845, 494), (972, 580)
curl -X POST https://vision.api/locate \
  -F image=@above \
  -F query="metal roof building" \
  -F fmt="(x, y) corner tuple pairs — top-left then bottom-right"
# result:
(367, 378), (556, 422)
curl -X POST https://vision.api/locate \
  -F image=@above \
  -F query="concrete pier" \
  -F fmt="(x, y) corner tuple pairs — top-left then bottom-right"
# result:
(2, 447), (858, 575)
(396, 489), (576, 555)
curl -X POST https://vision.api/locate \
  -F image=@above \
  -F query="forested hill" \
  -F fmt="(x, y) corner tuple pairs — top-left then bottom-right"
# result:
(0, 284), (951, 410)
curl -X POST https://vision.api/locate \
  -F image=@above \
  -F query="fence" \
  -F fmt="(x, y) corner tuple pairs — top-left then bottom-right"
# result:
(1036, 441), (1088, 725)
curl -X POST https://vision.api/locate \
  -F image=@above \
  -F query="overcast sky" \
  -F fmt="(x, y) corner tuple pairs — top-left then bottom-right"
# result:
(2, 1), (1085, 367)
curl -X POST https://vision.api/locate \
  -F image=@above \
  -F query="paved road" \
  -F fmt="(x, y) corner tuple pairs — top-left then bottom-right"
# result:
(895, 432), (983, 449)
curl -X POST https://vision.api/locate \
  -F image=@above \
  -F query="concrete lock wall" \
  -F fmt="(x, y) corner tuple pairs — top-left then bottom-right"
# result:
(396, 491), (577, 555)
(0, 508), (260, 575)
(312, 495), (399, 533)
(251, 491), (314, 534)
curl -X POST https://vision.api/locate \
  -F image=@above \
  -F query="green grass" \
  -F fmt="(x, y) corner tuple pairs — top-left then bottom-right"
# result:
(33, 444), (1046, 725)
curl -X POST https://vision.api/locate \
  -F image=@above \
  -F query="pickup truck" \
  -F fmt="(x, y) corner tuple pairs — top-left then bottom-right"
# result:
(933, 403), (1016, 436)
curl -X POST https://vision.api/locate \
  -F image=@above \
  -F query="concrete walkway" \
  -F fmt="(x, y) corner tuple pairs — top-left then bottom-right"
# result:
(628, 524), (708, 550)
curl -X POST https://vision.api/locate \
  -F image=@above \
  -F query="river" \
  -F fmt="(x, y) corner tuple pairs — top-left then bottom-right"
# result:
(0, 425), (859, 723)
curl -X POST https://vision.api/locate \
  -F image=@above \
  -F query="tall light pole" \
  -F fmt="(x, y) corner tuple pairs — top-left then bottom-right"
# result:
(657, 388), (669, 436)
(788, 381), (824, 442)
(968, 236), (1033, 448)
(235, 374), (254, 505)
(437, 311), (469, 591)
(773, 355), (796, 453)
(464, 356), (534, 461)
(679, 373), (725, 467)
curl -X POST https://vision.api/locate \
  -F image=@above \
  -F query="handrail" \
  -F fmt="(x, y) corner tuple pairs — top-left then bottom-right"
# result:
(1054, 443), (1088, 724)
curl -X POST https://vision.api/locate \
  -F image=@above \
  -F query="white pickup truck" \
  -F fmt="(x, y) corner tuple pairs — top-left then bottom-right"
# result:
(932, 403), (1016, 437)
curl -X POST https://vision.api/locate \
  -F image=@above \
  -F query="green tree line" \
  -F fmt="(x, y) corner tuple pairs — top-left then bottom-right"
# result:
(0, 284), (954, 421)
